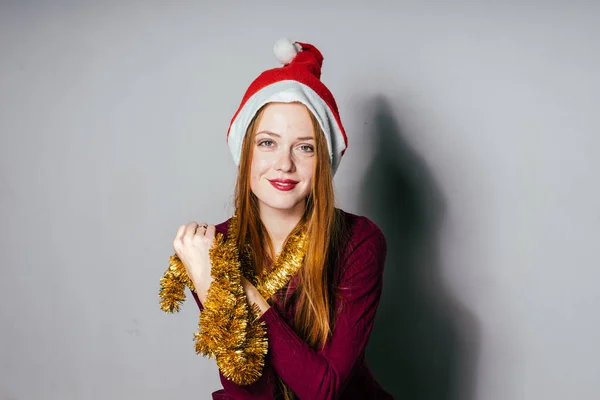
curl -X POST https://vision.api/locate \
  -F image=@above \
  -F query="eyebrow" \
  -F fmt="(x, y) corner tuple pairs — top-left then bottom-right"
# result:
(256, 131), (315, 141)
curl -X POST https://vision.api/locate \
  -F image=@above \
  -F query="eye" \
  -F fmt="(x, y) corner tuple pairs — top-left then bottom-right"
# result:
(299, 144), (314, 153)
(258, 140), (274, 147)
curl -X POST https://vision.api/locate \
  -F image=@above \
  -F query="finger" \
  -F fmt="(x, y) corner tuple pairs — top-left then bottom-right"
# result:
(184, 221), (199, 240)
(195, 222), (208, 236)
(174, 224), (186, 241)
(205, 224), (216, 239)
(173, 224), (187, 251)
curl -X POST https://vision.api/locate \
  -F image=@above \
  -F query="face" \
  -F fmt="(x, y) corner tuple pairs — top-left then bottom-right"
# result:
(250, 102), (316, 216)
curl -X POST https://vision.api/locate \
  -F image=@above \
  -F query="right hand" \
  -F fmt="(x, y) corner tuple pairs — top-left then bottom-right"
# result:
(173, 221), (216, 303)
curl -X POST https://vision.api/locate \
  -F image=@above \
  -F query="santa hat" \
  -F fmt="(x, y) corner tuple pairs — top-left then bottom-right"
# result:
(226, 38), (348, 175)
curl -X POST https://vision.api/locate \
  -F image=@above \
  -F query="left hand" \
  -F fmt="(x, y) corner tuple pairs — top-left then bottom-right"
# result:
(240, 276), (270, 316)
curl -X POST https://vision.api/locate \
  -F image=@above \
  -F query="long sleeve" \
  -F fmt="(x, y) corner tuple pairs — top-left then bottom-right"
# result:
(258, 222), (387, 400)
(191, 290), (204, 311)
(192, 281), (282, 399)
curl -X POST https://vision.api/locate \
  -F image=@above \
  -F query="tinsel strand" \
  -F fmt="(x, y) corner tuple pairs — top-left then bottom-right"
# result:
(159, 254), (196, 313)
(158, 215), (307, 385)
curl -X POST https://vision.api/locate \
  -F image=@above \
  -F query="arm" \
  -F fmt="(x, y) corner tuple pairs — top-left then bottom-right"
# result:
(191, 289), (204, 311)
(256, 226), (387, 400)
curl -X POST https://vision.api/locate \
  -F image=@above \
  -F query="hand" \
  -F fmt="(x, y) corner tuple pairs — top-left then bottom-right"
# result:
(173, 221), (215, 303)
(240, 276), (270, 316)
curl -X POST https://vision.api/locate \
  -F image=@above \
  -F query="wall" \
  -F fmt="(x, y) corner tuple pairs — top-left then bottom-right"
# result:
(1, 1), (598, 399)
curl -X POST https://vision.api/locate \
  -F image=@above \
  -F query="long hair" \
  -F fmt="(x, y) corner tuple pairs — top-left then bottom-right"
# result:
(233, 102), (347, 399)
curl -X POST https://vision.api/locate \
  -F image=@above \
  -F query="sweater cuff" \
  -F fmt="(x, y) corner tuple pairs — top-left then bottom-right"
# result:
(191, 290), (204, 311)
(257, 306), (296, 343)
(258, 306), (278, 325)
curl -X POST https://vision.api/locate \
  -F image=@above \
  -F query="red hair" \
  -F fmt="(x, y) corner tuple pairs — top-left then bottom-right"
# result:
(233, 102), (347, 398)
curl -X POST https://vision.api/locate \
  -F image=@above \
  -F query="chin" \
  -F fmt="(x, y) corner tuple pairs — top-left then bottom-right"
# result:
(251, 179), (311, 213)
(253, 189), (306, 214)
(259, 196), (305, 212)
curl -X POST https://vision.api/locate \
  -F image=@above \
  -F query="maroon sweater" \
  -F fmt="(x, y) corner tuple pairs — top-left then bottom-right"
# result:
(191, 210), (393, 399)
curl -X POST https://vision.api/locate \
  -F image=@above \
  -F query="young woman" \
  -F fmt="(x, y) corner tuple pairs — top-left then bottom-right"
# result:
(172, 39), (394, 399)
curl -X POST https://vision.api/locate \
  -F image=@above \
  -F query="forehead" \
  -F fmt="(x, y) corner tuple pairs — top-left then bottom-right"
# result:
(256, 102), (314, 136)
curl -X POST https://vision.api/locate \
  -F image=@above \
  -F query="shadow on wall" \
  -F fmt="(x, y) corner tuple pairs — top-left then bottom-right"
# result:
(361, 97), (480, 400)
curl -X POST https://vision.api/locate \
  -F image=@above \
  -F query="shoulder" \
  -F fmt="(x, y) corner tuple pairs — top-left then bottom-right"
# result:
(214, 218), (232, 237)
(336, 209), (387, 266)
(338, 209), (386, 250)
(335, 209), (387, 285)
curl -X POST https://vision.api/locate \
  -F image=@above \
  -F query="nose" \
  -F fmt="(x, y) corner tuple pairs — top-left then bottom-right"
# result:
(275, 149), (294, 172)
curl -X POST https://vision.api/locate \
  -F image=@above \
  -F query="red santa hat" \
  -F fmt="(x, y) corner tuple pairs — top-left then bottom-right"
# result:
(226, 38), (348, 175)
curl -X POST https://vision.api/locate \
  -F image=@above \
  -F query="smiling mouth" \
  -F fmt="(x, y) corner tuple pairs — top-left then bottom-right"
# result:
(268, 180), (298, 191)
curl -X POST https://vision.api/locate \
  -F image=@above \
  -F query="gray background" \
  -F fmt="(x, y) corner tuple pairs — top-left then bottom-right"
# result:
(1, 1), (599, 399)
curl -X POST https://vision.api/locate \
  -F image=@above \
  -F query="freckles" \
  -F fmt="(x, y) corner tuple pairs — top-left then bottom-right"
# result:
(299, 161), (315, 177)
(251, 157), (271, 178)
(259, 159), (272, 173)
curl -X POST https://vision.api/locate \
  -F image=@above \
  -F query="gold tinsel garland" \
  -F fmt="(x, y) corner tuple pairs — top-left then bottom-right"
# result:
(159, 215), (307, 385)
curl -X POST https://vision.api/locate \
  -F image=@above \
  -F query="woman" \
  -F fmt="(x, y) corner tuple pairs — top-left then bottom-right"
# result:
(173, 39), (393, 399)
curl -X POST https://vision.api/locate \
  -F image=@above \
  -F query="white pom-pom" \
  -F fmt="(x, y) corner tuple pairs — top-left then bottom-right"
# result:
(273, 38), (300, 65)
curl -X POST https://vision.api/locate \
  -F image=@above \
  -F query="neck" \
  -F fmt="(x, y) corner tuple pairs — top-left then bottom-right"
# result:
(259, 201), (305, 254)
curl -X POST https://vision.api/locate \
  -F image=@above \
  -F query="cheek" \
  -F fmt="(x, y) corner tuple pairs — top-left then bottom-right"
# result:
(299, 159), (316, 181)
(250, 156), (271, 183)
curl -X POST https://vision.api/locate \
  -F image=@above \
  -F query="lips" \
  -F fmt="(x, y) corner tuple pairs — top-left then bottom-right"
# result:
(268, 179), (299, 191)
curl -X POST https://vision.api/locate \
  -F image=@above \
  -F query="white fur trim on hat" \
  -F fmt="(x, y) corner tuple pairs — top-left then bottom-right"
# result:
(228, 80), (346, 176)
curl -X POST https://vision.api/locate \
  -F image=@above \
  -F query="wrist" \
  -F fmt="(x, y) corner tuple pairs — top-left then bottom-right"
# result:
(246, 290), (270, 316)
(192, 274), (214, 303)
